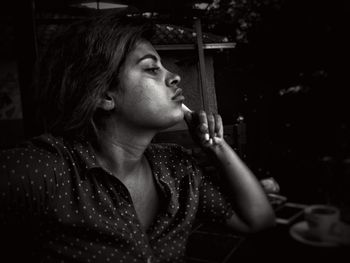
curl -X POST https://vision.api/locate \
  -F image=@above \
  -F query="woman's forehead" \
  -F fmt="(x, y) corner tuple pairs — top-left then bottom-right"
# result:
(128, 40), (160, 62)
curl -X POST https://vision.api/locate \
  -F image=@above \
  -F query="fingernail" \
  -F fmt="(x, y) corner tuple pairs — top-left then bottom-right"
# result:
(204, 133), (210, 141)
(209, 138), (213, 145)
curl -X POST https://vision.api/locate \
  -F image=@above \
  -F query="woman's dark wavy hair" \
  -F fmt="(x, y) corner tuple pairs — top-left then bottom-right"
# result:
(34, 12), (154, 139)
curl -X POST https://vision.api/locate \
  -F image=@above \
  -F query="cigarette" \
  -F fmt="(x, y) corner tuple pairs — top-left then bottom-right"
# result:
(182, 103), (193, 113)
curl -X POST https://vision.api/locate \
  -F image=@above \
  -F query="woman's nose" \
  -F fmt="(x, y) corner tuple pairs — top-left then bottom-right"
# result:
(166, 71), (181, 87)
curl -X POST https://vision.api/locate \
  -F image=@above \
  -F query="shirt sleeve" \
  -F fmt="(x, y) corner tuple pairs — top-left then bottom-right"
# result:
(196, 164), (236, 223)
(166, 144), (236, 224)
(0, 146), (59, 220)
(0, 146), (54, 260)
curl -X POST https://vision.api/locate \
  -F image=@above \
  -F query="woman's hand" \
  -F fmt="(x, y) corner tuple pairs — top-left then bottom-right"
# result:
(185, 108), (276, 232)
(184, 110), (224, 149)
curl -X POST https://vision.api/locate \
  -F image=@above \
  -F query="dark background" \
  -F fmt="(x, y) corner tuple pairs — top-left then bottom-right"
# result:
(214, 0), (350, 206)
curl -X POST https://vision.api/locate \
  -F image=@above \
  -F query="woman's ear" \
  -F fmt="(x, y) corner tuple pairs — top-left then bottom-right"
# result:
(98, 92), (116, 111)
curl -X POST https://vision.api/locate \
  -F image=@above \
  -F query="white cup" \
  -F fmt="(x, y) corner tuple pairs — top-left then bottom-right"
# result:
(304, 204), (340, 241)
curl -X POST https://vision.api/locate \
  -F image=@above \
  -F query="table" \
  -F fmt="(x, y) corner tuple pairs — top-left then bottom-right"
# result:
(232, 222), (348, 262)
(185, 203), (349, 262)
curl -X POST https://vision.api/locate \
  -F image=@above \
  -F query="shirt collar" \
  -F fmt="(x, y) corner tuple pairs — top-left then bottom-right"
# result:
(144, 144), (180, 216)
(68, 138), (180, 215)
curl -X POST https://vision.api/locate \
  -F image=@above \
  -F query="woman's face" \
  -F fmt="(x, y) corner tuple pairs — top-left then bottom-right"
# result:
(114, 40), (183, 131)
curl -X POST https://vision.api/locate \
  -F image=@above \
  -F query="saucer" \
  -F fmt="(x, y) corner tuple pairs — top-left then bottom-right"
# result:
(289, 221), (339, 247)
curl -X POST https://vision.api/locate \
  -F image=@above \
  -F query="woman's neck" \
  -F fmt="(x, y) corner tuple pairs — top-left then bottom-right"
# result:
(92, 123), (156, 181)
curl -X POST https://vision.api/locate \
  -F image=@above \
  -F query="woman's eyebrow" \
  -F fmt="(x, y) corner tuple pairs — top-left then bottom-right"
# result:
(137, 54), (160, 64)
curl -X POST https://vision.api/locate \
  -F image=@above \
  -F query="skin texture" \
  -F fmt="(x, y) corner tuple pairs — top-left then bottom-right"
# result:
(93, 39), (275, 233)
(110, 41), (183, 131)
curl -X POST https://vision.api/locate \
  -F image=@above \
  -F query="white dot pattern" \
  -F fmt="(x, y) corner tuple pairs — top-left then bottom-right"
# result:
(0, 134), (235, 262)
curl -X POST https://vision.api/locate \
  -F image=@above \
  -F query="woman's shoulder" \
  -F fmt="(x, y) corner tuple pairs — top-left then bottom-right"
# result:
(147, 143), (203, 186)
(148, 143), (193, 159)
(147, 143), (201, 173)
(0, 134), (67, 172)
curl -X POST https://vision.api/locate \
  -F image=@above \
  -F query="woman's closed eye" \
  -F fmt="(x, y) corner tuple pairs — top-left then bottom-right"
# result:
(145, 67), (160, 74)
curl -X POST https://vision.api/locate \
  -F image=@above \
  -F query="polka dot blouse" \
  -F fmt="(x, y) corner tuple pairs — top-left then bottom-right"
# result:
(0, 134), (235, 262)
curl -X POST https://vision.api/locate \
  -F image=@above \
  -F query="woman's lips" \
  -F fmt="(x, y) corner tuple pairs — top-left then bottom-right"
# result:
(172, 95), (185, 102)
(172, 88), (184, 101)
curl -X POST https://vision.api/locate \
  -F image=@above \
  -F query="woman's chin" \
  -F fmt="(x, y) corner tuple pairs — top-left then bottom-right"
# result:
(159, 113), (185, 130)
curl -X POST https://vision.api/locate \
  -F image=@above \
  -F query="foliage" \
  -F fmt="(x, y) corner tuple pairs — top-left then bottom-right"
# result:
(194, 0), (285, 43)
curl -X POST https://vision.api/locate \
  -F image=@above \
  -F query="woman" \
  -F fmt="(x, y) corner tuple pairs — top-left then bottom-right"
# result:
(0, 12), (275, 262)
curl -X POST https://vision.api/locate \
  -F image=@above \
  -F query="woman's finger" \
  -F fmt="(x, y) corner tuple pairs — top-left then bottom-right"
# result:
(183, 111), (193, 128)
(214, 114), (223, 138)
(198, 111), (209, 141)
(207, 113), (215, 140)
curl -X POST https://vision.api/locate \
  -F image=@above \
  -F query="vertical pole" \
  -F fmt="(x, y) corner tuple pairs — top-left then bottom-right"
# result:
(194, 18), (209, 112)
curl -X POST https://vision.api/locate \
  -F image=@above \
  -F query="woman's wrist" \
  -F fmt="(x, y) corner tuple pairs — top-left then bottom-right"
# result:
(206, 138), (232, 157)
